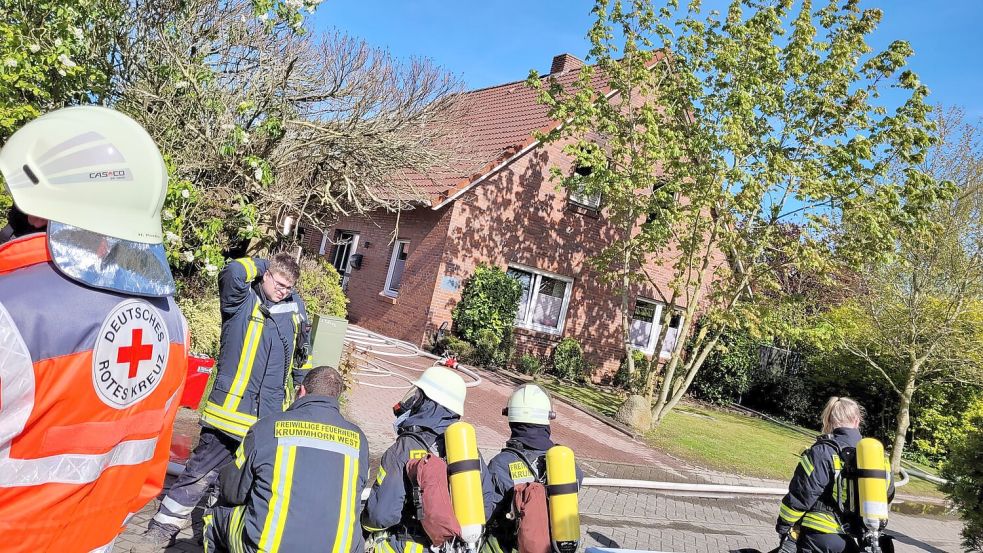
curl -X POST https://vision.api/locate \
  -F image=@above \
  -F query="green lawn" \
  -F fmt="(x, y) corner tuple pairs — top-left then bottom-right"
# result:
(539, 379), (623, 417)
(647, 403), (813, 480)
(540, 381), (945, 499)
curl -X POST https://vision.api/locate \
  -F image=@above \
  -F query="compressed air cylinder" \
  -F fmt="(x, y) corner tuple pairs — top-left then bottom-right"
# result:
(856, 437), (890, 528)
(445, 421), (485, 548)
(546, 446), (580, 553)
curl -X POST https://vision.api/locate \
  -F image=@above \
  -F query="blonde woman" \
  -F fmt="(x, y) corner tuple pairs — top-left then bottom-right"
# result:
(775, 397), (895, 553)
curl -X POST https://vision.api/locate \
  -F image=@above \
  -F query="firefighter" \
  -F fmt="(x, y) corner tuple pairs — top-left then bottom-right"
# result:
(362, 366), (493, 553)
(203, 366), (369, 553)
(776, 397), (895, 553)
(135, 252), (313, 549)
(483, 384), (583, 553)
(0, 106), (188, 552)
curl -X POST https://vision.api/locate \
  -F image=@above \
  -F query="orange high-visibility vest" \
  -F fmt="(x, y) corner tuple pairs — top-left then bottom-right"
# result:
(0, 234), (188, 552)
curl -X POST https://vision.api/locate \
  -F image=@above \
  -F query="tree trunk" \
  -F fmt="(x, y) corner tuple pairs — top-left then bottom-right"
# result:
(890, 372), (918, 475)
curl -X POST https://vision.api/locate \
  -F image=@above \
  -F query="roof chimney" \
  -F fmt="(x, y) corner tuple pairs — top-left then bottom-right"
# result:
(550, 53), (584, 75)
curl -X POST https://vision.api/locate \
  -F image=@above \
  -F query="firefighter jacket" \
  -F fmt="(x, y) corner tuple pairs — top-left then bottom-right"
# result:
(0, 234), (188, 552)
(201, 257), (312, 439)
(776, 427), (895, 537)
(484, 436), (584, 552)
(362, 400), (495, 550)
(216, 394), (369, 553)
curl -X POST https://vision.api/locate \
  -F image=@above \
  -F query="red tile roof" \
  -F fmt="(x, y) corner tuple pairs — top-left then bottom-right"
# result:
(397, 65), (605, 206)
(394, 51), (667, 207)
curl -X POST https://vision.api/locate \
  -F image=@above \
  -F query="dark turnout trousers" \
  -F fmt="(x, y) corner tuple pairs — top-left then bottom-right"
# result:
(149, 428), (240, 534)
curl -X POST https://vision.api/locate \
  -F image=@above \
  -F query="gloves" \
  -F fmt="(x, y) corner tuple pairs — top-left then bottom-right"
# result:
(777, 537), (797, 553)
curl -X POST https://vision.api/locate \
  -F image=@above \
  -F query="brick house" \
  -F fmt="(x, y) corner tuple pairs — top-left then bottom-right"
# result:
(302, 53), (706, 379)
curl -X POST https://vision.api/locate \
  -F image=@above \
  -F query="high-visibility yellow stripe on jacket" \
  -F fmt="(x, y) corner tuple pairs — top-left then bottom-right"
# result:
(215, 396), (369, 553)
(202, 258), (311, 439)
(801, 511), (843, 534)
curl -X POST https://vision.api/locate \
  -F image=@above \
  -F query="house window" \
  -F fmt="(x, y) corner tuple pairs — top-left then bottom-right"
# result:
(629, 299), (684, 358)
(330, 231), (359, 289)
(569, 165), (601, 209)
(507, 265), (573, 335)
(383, 240), (409, 297)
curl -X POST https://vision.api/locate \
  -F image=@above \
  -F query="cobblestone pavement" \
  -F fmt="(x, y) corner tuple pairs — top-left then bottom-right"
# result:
(115, 337), (964, 552)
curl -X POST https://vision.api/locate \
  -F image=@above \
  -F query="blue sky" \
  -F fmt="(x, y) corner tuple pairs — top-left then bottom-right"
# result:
(311, 0), (983, 117)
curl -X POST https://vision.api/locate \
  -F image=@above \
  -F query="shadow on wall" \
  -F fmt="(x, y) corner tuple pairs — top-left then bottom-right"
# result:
(439, 147), (676, 379)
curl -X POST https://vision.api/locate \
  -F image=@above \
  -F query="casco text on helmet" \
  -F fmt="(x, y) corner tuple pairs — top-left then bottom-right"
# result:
(0, 106), (168, 244)
(413, 366), (467, 416)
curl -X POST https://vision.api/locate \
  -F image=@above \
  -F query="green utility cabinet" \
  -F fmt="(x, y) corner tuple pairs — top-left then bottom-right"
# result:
(309, 314), (349, 369)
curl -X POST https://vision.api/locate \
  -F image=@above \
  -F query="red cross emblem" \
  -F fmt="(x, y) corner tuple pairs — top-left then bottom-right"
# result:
(117, 328), (153, 379)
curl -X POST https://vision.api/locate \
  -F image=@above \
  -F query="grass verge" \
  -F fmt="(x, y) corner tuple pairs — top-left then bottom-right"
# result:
(541, 381), (946, 500)
(538, 379), (622, 417)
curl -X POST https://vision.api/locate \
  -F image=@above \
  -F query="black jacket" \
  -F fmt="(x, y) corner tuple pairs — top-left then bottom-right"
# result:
(218, 395), (370, 553)
(200, 257), (311, 438)
(777, 427), (895, 537)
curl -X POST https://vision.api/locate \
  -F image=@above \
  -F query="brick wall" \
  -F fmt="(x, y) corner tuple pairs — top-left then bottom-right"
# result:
(430, 138), (699, 380)
(318, 142), (720, 381)
(319, 206), (453, 345)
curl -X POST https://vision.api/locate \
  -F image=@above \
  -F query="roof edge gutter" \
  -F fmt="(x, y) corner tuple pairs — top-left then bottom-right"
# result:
(430, 76), (631, 211)
(431, 140), (542, 210)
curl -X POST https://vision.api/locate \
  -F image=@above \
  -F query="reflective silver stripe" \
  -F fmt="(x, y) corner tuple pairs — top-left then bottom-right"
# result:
(0, 301), (172, 487)
(276, 436), (358, 457)
(0, 300), (38, 474)
(88, 536), (117, 553)
(0, 437), (158, 486)
(161, 496), (196, 517)
(153, 510), (191, 527)
(268, 302), (299, 314)
(513, 476), (535, 484)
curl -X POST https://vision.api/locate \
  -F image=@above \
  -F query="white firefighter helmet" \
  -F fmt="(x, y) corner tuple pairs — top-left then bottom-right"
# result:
(413, 366), (467, 416)
(0, 106), (175, 295)
(504, 384), (555, 425)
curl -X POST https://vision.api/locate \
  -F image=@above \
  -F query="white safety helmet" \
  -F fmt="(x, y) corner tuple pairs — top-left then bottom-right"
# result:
(0, 106), (175, 295)
(503, 384), (556, 425)
(413, 366), (467, 416)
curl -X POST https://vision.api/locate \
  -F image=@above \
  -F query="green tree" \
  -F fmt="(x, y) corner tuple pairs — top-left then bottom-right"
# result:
(2, 0), (469, 278)
(530, 0), (946, 421)
(825, 110), (983, 471)
(530, 0), (946, 427)
(0, 0), (121, 141)
(823, 108), (983, 473)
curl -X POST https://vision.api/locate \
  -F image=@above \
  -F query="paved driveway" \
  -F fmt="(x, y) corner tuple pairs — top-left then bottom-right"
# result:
(114, 329), (964, 552)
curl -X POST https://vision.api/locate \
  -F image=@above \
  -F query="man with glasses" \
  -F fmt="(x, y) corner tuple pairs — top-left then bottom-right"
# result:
(135, 253), (313, 550)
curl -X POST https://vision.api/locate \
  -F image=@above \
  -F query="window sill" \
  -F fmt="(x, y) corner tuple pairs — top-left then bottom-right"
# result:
(514, 323), (563, 337)
(632, 345), (673, 361)
(566, 202), (601, 219)
(378, 292), (398, 304)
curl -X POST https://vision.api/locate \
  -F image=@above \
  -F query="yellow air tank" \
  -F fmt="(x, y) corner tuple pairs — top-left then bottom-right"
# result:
(445, 421), (485, 549)
(856, 437), (890, 529)
(546, 446), (580, 553)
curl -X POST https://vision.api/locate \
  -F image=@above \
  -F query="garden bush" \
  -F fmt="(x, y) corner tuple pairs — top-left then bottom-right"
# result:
(433, 335), (476, 363)
(452, 265), (522, 345)
(942, 404), (983, 551)
(614, 350), (653, 394)
(176, 281), (222, 358)
(689, 329), (756, 404)
(516, 354), (542, 376)
(298, 257), (348, 318)
(550, 337), (586, 381)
